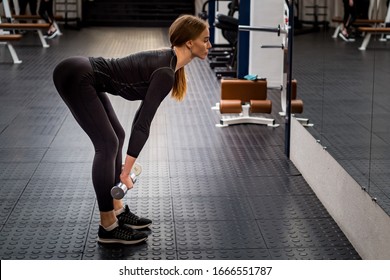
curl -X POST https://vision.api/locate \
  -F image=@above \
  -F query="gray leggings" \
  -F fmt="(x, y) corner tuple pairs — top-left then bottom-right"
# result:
(53, 56), (125, 212)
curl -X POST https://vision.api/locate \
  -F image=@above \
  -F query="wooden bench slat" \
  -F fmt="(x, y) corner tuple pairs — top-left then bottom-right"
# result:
(0, 34), (23, 41)
(358, 27), (390, 33)
(332, 16), (384, 24)
(0, 23), (50, 29)
(12, 14), (63, 21)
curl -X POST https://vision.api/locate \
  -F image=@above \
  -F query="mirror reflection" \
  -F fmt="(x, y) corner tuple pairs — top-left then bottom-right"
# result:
(292, 0), (390, 215)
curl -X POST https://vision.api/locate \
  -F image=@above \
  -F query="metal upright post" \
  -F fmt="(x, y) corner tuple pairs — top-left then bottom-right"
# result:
(208, 0), (216, 45)
(2, 0), (13, 20)
(285, 0), (294, 158)
(237, 0), (250, 78)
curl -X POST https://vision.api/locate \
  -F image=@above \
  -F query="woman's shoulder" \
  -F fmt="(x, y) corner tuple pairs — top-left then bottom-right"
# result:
(134, 48), (176, 71)
(134, 48), (174, 58)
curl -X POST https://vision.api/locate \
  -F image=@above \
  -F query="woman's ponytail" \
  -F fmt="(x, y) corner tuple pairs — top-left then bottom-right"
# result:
(171, 67), (187, 101)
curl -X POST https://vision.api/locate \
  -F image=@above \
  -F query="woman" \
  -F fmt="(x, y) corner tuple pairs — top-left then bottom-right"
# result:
(53, 15), (211, 245)
(339, 0), (357, 41)
(39, 0), (58, 39)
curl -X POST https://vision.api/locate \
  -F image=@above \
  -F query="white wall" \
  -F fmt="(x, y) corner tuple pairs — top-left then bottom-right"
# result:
(291, 118), (390, 259)
(195, 0), (233, 45)
(214, 1), (231, 44)
(249, 0), (285, 87)
(195, 0), (208, 15)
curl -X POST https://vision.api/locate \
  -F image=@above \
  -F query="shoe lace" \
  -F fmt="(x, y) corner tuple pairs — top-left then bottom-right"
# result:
(120, 207), (140, 224)
(113, 222), (135, 240)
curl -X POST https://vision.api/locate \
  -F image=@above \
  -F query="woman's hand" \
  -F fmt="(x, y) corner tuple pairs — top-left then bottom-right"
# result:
(120, 173), (134, 190)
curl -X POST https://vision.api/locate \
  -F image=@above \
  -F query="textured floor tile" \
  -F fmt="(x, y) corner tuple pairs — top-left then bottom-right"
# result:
(42, 147), (94, 163)
(177, 249), (272, 260)
(258, 218), (353, 249)
(170, 175), (246, 197)
(175, 220), (267, 251)
(172, 196), (254, 221)
(0, 163), (38, 180)
(0, 222), (89, 260)
(7, 198), (95, 225)
(0, 148), (46, 163)
(269, 247), (361, 260)
(0, 180), (30, 224)
(242, 175), (314, 196)
(248, 195), (330, 220)
(19, 177), (95, 201)
(31, 162), (92, 180)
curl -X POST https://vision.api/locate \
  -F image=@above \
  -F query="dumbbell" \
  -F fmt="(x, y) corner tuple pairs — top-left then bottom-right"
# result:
(111, 163), (142, 200)
(111, 174), (136, 200)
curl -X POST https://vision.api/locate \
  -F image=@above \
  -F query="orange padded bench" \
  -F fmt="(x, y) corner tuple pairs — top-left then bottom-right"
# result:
(279, 79), (310, 126)
(357, 27), (390, 50)
(291, 80), (303, 114)
(212, 78), (279, 127)
(0, 23), (51, 48)
(280, 79), (304, 115)
(0, 34), (23, 63)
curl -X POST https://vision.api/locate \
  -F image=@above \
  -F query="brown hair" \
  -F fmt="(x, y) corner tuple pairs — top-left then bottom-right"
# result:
(169, 15), (208, 101)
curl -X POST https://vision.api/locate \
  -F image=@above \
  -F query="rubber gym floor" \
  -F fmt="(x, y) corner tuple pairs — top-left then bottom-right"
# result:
(0, 26), (361, 260)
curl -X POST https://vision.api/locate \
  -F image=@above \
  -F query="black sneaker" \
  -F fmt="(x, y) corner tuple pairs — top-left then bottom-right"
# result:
(98, 221), (148, 245)
(339, 32), (355, 42)
(44, 29), (59, 39)
(117, 205), (152, 229)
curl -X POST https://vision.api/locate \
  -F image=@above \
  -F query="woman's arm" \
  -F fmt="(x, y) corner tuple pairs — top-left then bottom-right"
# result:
(121, 69), (174, 189)
(126, 68), (174, 158)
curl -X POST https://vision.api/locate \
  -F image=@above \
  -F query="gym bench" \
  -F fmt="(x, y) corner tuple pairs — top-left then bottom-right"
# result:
(212, 78), (279, 127)
(0, 34), (23, 63)
(279, 79), (311, 126)
(331, 16), (384, 39)
(357, 26), (390, 50)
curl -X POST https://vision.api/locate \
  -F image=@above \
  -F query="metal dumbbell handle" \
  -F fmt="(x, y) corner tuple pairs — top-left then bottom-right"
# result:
(110, 172), (137, 200)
